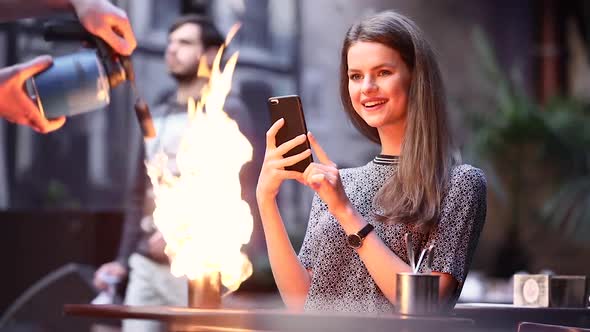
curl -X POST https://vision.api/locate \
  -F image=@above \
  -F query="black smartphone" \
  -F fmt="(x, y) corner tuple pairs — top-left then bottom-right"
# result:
(267, 95), (313, 173)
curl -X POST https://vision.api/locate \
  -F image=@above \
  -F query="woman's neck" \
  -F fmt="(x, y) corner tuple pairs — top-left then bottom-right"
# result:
(377, 124), (405, 156)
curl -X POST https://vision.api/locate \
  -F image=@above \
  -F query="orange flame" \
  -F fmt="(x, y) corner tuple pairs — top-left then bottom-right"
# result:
(146, 24), (253, 293)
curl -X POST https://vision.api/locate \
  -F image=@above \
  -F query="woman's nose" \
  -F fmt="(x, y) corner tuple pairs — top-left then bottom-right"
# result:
(362, 77), (378, 94)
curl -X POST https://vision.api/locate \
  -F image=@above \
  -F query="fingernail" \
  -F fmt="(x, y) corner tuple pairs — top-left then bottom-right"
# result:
(37, 54), (51, 62)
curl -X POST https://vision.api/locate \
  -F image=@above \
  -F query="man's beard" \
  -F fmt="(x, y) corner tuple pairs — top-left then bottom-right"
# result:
(170, 63), (200, 84)
(171, 71), (198, 84)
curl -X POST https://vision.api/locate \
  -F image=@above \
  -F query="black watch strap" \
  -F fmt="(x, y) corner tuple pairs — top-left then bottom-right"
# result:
(346, 224), (375, 249)
(357, 223), (374, 239)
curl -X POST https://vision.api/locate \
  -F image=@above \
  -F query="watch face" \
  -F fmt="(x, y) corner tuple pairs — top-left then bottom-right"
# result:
(347, 234), (362, 248)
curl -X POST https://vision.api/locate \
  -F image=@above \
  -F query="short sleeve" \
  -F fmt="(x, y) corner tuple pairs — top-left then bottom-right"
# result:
(423, 165), (487, 285)
(298, 194), (324, 270)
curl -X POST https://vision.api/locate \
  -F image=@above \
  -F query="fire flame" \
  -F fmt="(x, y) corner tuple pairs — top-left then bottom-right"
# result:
(146, 23), (253, 293)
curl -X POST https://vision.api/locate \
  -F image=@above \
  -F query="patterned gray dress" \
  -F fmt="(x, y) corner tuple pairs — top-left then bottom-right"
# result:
(298, 155), (487, 313)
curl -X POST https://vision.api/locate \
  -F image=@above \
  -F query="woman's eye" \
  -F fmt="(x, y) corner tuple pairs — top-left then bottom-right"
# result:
(349, 73), (362, 81)
(378, 70), (392, 77)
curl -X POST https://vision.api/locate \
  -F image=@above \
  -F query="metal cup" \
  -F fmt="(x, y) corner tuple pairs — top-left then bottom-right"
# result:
(30, 50), (110, 119)
(188, 273), (222, 309)
(396, 272), (439, 315)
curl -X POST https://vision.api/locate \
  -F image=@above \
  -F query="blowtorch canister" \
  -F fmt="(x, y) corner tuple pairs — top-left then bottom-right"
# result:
(29, 50), (111, 119)
(26, 20), (156, 138)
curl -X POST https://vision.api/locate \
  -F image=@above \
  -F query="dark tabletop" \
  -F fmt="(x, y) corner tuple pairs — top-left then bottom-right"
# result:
(64, 304), (474, 332)
(453, 303), (590, 330)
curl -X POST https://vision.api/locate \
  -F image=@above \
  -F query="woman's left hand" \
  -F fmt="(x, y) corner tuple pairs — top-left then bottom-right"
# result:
(303, 132), (351, 216)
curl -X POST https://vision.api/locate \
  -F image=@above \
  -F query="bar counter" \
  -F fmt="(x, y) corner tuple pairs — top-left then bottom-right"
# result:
(453, 303), (590, 330)
(64, 304), (474, 332)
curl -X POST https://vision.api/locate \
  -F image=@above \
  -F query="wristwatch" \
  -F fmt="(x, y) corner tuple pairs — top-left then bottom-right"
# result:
(346, 224), (374, 249)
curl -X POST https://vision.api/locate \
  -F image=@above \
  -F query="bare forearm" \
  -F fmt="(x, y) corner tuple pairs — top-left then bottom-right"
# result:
(0, 0), (72, 21)
(258, 197), (310, 310)
(333, 206), (412, 304)
(334, 206), (458, 304)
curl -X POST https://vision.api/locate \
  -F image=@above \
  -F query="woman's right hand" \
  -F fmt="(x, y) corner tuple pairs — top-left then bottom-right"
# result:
(256, 118), (312, 200)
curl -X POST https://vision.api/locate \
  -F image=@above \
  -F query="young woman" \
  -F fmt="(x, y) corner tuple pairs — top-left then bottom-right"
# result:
(256, 11), (486, 313)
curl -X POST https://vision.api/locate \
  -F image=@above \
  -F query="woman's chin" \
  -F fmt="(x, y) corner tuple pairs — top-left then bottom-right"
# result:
(360, 116), (386, 128)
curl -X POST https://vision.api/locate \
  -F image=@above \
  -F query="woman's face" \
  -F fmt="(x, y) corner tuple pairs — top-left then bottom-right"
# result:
(347, 41), (411, 132)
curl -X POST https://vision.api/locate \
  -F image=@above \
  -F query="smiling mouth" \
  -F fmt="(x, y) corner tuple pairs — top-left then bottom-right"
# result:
(363, 100), (387, 108)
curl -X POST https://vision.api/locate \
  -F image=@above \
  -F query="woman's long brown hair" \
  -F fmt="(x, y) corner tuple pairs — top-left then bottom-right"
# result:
(339, 11), (454, 232)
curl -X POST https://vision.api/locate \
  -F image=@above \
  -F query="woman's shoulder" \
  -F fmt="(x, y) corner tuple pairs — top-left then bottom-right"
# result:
(339, 160), (382, 178)
(448, 164), (487, 193)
